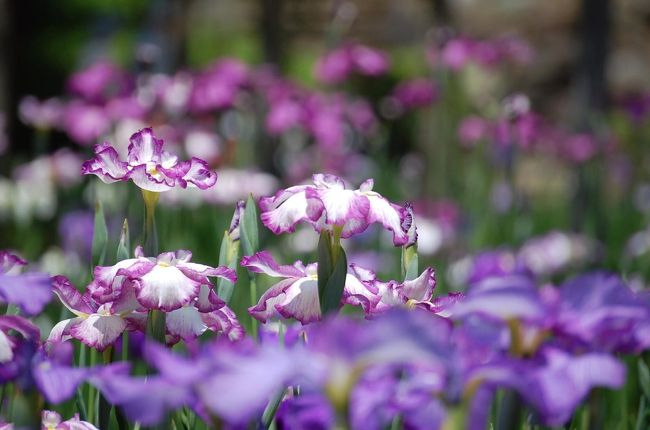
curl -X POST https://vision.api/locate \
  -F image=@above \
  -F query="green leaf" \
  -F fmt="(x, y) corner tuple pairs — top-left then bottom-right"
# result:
(116, 218), (130, 262)
(240, 195), (259, 257)
(320, 246), (347, 316)
(317, 231), (333, 301)
(92, 200), (108, 268)
(639, 360), (650, 401)
(217, 230), (239, 303)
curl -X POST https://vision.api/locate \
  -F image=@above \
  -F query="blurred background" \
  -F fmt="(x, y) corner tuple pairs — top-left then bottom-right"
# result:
(1, 0), (650, 329)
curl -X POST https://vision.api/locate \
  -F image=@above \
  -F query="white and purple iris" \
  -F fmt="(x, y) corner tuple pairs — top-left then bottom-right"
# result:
(259, 173), (413, 246)
(242, 251), (371, 324)
(81, 127), (217, 192)
(49, 247), (242, 349)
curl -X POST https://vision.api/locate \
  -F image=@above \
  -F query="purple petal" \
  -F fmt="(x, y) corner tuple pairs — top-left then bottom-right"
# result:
(51, 275), (95, 315)
(81, 143), (129, 183)
(70, 313), (127, 351)
(178, 157), (217, 190)
(0, 272), (52, 316)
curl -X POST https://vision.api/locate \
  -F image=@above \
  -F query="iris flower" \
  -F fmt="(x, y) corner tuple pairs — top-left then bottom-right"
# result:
(242, 251), (371, 324)
(259, 174), (413, 246)
(0, 250), (52, 316)
(81, 127), (217, 192)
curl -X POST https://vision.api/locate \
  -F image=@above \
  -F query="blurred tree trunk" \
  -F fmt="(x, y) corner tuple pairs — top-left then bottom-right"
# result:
(431, 0), (451, 26)
(572, 0), (610, 238)
(260, 0), (284, 67)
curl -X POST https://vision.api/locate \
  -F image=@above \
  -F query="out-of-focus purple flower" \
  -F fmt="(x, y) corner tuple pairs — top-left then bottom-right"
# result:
(183, 129), (222, 164)
(0, 251), (52, 316)
(560, 133), (598, 163)
(458, 116), (492, 147)
(266, 98), (304, 135)
(450, 275), (547, 324)
(349, 366), (448, 430)
(276, 393), (334, 430)
(58, 211), (94, 262)
(18, 96), (63, 130)
(41, 411), (99, 430)
(439, 38), (475, 71)
(390, 79), (439, 112)
(430, 34), (533, 71)
(62, 101), (111, 145)
(0, 315), (39, 371)
(619, 92), (650, 123)
(315, 44), (389, 84)
(106, 95), (147, 121)
(67, 61), (132, 103)
(242, 251), (370, 324)
(553, 272), (650, 353)
(188, 59), (249, 113)
(465, 250), (530, 286)
(259, 174), (412, 246)
(81, 127), (217, 192)
(202, 168), (279, 205)
(518, 231), (596, 278)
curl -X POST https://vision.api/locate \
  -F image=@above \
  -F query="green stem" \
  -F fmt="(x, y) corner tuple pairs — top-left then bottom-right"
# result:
(147, 309), (167, 345)
(249, 275), (259, 339)
(142, 190), (160, 256)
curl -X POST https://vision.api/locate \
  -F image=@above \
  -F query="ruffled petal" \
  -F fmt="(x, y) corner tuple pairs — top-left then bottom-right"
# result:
(135, 265), (201, 311)
(342, 273), (380, 314)
(241, 251), (305, 278)
(178, 157), (217, 189)
(306, 187), (368, 229)
(259, 186), (312, 235)
(70, 314), (127, 351)
(202, 306), (244, 341)
(127, 127), (164, 165)
(0, 251), (26, 274)
(81, 143), (129, 183)
(177, 262), (237, 284)
(90, 258), (148, 303)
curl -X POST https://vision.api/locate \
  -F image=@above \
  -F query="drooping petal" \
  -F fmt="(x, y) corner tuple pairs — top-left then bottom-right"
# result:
(90, 257), (149, 303)
(259, 186), (312, 234)
(165, 306), (208, 340)
(51, 275), (95, 316)
(135, 264), (201, 311)
(177, 262), (237, 284)
(276, 277), (321, 324)
(80, 143), (129, 183)
(195, 284), (226, 313)
(70, 314), (127, 351)
(47, 318), (79, 344)
(364, 192), (410, 245)
(241, 251), (305, 278)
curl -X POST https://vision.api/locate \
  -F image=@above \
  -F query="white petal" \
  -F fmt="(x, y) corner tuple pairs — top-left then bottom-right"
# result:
(165, 306), (207, 339)
(0, 330), (13, 363)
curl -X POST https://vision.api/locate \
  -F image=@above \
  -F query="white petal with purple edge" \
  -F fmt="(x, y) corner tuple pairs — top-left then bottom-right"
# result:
(48, 318), (79, 344)
(127, 128), (163, 164)
(364, 192), (409, 245)
(248, 278), (295, 323)
(241, 251), (305, 278)
(136, 264), (200, 311)
(260, 187), (311, 234)
(401, 267), (436, 302)
(276, 277), (320, 324)
(81, 145), (129, 183)
(70, 314), (126, 351)
(180, 158), (217, 189)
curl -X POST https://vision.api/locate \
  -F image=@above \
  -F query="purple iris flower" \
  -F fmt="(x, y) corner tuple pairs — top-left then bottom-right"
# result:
(276, 393), (334, 430)
(67, 61), (132, 103)
(0, 315), (39, 379)
(259, 174), (413, 246)
(18, 96), (63, 130)
(61, 101), (111, 146)
(390, 79), (439, 112)
(553, 272), (650, 353)
(315, 44), (389, 84)
(188, 59), (249, 113)
(82, 127), (218, 192)
(0, 251), (52, 316)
